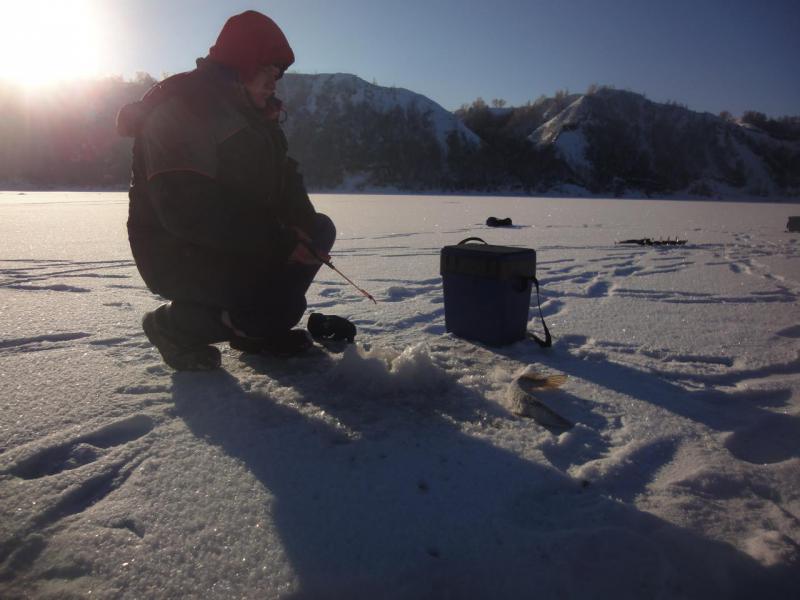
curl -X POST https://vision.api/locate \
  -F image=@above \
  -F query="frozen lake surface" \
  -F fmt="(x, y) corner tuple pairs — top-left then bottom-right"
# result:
(1, 191), (799, 598)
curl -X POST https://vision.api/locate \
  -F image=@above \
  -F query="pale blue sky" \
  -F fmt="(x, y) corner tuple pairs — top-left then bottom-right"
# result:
(95, 0), (799, 116)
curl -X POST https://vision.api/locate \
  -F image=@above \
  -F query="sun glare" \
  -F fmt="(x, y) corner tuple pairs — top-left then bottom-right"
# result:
(0, 0), (104, 87)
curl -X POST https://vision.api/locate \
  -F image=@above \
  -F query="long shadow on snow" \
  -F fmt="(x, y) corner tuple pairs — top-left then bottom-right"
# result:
(170, 362), (794, 599)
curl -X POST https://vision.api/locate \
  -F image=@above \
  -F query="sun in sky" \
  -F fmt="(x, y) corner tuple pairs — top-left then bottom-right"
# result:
(0, 0), (105, 87)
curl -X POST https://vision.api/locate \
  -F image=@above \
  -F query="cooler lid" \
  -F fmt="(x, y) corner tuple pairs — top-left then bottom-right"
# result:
(440, 238), (536, 280)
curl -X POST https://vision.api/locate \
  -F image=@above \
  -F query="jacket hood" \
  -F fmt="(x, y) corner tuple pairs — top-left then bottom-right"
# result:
(207, 10), (295, 81)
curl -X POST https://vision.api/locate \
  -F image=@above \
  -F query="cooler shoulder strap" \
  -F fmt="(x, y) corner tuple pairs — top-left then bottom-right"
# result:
(528, 277), (553, 348)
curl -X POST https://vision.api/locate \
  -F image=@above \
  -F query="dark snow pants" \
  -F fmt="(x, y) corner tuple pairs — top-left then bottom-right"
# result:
(155, 213), (336, 343)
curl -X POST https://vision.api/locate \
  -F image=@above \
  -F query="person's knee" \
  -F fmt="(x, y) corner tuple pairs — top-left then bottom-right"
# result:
(314, 213), (336, 254)
(282, 296), (307, 331)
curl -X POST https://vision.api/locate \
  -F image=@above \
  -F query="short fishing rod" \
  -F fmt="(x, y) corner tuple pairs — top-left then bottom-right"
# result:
(301, 240), (377, 304)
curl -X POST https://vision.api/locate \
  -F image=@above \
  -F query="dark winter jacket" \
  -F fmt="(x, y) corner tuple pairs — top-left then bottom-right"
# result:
(117, 59), (316, 299)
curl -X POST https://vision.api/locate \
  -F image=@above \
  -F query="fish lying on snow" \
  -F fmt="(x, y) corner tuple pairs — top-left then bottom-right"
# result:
(505, 365), (572, 429)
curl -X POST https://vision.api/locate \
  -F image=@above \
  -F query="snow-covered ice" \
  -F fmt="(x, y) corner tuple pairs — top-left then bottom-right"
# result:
(1, 191), (799, 598)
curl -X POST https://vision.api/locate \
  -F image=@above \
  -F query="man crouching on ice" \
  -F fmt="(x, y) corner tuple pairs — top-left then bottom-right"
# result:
(117, 10), (335, 370)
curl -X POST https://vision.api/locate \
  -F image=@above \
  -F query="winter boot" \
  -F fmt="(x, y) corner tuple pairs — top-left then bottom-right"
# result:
(142, 305), (222, 371)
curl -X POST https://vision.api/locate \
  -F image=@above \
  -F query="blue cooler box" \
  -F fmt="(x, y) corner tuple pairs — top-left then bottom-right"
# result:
(440, 238), (537, 346)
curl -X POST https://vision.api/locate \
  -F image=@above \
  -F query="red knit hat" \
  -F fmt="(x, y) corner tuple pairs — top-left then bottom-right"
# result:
(208, 11), (295, 81)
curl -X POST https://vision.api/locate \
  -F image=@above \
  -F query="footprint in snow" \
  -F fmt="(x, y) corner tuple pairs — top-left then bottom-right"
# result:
(0, 415), (156, 571)
(5, 414), (155, 480)
(585, 279), (613, 298)
(7, 283), (91, 293)
(0, 332), (91, 350)
(724, 414), (800, 464)
(775, 325), (800, 339)
(384, 284), (440, 302)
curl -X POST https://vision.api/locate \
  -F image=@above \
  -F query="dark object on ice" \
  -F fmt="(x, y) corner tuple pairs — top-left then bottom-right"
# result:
(142, 305), (221, 371)
(307, 313), (356, 343)
(486, 216), (513, 227)
(440, 237), (551, 348)
(618, 238), (687, 246)
(230, 329), (313, 357)
(787, 217), (800, 232)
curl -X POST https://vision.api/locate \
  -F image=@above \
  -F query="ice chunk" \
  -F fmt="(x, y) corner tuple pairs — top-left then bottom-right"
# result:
(328, 343), (450, 397)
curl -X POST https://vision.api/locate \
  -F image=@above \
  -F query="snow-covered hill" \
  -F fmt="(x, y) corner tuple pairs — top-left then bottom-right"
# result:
(277, 73), (480, 190)
(464, 87), (800, 199)
(280, 73), (480, 148)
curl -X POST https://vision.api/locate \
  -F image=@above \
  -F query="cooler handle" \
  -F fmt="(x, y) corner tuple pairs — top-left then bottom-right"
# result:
(457, 237), (487, 245)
